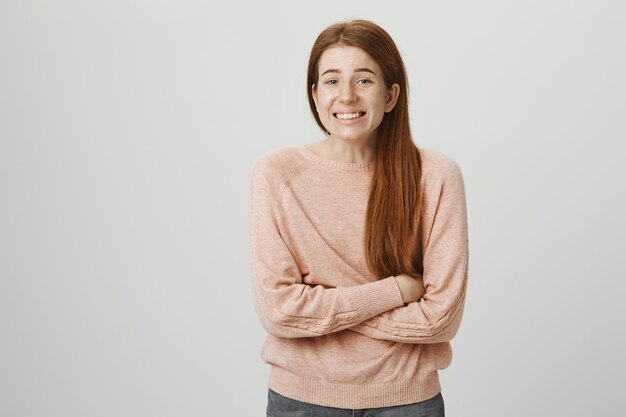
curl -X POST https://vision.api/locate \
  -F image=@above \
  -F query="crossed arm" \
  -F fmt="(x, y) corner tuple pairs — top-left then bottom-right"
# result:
(249, 156), (469, 344)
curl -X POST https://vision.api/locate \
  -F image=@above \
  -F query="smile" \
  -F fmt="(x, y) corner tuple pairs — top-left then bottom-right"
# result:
(334, 112), (366, 120)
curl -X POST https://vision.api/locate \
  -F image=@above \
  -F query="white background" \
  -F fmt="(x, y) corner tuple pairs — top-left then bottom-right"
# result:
(1, 1), (625, 416)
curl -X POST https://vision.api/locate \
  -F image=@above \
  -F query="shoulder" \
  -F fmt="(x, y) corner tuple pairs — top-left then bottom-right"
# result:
(254, 146), (298, 166)
(252, 146), (308, 176)
(250, 146), (310, 198)
(418, 146), (464, 184)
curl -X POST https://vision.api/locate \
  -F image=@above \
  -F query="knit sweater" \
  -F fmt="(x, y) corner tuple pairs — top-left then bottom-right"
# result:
(248, 144), (469, 409)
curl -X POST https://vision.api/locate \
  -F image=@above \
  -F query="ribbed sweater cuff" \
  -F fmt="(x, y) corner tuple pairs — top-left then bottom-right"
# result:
(346, 276), (405, 322)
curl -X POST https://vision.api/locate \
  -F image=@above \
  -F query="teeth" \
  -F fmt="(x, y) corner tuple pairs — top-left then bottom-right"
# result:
(335, 112), (364, 120)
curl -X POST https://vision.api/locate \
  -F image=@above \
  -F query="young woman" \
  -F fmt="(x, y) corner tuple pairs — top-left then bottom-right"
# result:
(249, 19), (469, 417)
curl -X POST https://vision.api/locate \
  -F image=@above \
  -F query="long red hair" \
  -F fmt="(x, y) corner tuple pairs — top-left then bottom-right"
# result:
(307, 19), (425, 278)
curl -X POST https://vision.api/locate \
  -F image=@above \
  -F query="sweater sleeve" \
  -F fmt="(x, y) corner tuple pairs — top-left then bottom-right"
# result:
(248, 157), (405, 339)
(347, 158), (469, 344)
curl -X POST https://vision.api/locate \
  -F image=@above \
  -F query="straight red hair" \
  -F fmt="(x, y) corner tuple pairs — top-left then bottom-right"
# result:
(307, 19), (425, 279)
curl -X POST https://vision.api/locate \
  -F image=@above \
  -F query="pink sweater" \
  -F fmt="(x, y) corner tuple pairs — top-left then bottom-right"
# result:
(248, 144), (469, 409)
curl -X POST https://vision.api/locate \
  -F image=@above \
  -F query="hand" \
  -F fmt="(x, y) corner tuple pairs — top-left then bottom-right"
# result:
(394, 273), (426, 304)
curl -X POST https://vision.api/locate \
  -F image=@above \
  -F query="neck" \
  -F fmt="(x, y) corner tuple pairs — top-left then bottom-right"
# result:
(319, 134), (377, 163)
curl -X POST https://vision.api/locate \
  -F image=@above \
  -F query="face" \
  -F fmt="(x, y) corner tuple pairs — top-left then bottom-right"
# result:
(312, 44), (400, 144)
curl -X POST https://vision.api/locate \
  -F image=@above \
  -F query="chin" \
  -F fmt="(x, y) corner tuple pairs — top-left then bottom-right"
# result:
(337, 127), (371, 137)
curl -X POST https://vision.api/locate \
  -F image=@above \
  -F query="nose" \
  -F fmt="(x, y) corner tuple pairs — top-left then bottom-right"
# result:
(339, 82), (357, 103)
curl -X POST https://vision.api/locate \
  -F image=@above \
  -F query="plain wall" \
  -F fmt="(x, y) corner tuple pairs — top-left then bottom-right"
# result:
(1, 0), (625, 416)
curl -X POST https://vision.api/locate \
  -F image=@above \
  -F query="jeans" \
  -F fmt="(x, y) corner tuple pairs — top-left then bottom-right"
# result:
(267, 388), (445, 417)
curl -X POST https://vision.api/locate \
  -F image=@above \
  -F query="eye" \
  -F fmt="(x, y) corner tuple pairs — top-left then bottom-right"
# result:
(326, 79), (338, 85)
(357, 79), (371, 84)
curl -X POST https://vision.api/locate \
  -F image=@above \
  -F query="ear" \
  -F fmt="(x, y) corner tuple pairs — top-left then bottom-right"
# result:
(312, 84), (318, 112)
(384, 83), (400, 113)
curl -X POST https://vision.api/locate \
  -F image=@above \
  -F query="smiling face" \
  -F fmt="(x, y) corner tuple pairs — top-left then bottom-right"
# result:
(312, 44), (400, 145)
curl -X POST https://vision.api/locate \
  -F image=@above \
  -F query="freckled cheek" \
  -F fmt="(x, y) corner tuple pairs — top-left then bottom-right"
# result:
(318, 94), (333, 109)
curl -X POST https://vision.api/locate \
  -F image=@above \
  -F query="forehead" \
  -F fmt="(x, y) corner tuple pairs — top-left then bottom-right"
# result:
(318, 45), (381, 73)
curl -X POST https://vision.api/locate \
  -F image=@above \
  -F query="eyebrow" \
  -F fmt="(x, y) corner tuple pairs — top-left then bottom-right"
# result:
(321, 67), (377, 76)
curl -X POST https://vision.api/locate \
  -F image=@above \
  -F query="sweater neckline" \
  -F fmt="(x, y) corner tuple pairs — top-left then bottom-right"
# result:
(297, 144), (375, 172)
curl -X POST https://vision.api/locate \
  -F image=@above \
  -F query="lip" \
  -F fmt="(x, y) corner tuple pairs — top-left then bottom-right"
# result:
(333, 110), (366, 115)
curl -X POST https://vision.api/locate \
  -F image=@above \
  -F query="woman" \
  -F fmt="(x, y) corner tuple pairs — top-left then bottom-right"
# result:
(249, 19), (469, 417)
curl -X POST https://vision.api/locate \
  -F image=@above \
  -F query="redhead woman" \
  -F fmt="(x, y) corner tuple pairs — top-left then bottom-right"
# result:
(249, 19), (469, 417)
